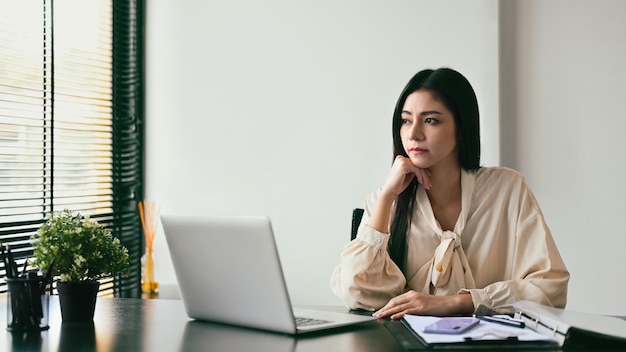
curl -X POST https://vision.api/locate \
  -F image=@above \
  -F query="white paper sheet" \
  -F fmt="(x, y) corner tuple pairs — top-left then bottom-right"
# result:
(402, 315), (557, 344)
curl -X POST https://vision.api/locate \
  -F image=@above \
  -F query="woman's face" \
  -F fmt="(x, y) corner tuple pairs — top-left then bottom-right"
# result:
(400, 89), (458, 170)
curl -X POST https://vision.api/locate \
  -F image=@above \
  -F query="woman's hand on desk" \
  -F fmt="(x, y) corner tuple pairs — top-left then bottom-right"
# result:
(372, 290), (474, 320)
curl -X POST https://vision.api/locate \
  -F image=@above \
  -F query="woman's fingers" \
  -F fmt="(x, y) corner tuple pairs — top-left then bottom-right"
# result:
(373, 291), (419, 318)
(373, 291), (472, 320)
(414, 168), (432, 189)
(373, 291), (445, 319)
(391, 156), (432, 190)
(382, 157), (415, 196)
(382, 156), (433, 200)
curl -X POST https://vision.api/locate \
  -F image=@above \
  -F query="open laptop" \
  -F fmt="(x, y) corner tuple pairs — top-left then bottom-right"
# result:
(161, 214), (376, 335)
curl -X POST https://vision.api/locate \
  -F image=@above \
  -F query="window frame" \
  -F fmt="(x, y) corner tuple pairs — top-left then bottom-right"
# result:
(0, 0), (144, 297)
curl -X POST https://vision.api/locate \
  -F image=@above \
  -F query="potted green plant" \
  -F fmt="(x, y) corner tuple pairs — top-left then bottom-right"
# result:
(31, 209), (130, 322)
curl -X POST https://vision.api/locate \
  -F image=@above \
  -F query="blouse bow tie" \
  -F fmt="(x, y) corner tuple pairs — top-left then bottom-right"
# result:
(426, 229), (476, 295)
(431, 230), (464, 288)
(417, 171), (477, 295)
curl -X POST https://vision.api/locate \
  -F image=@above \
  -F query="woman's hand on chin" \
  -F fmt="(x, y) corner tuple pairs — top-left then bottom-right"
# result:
(382, 156), (431, 199)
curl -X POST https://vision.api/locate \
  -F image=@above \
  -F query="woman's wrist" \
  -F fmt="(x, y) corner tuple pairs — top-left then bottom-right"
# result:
(454, 292), (475, 315)
(367, 192), (396, 233)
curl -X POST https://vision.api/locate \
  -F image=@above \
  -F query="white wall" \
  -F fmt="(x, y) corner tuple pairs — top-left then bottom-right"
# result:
(145, 0), (499, 307)
(500, 0), (626, 315)
(147, 0), (626, 316)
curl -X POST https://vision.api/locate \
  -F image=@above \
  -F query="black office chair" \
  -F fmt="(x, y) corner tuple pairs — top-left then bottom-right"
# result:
(351, 208), (364, 241)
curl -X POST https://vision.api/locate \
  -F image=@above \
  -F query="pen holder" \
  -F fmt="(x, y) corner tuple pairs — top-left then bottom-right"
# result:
(6, 276), (50, 331)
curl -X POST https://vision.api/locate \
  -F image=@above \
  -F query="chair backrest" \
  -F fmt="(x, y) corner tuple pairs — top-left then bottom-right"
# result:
(351, 208), (364, 241)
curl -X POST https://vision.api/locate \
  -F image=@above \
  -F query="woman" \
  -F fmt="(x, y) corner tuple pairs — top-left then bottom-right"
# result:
(330, 68), (569, 319)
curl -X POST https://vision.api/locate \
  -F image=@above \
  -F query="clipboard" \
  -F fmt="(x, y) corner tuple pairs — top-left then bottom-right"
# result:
(385, 315), (559, 350)
(513, 300), (626, 349)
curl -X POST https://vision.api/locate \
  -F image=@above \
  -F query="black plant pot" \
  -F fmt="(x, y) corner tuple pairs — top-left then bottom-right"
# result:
(56, 281), (100, 322)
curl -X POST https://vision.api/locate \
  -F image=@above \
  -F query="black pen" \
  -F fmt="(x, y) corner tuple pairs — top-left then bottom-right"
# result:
(476, 315), (525, 328)
(39, 258), (56, 294)
(5, 244), (17, 278)
(0, 244), (8, 278)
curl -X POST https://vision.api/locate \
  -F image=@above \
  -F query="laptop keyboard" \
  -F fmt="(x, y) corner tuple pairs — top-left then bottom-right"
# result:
(295, 316), (332, 327)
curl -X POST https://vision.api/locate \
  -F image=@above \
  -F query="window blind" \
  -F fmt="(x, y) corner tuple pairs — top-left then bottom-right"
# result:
(0, 0), (143, 297)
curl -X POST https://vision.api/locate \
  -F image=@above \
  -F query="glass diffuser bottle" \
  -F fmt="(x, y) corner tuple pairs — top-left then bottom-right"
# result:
(139, 200), (159, 294)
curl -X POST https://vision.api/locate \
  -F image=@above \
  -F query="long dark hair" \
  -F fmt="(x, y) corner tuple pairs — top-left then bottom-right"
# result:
(388, 68), (481, 274)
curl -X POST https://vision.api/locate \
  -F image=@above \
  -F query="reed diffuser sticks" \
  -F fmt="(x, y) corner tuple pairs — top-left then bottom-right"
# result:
(139, 200), (160, 294)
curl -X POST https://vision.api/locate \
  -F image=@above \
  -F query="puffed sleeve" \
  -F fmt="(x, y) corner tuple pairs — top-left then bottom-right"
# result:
(461, 179), (569, 313)
(330, 191), (406, 310)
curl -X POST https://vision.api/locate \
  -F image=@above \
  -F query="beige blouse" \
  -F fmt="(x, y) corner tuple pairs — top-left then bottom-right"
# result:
(330, 167), (569, 313)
